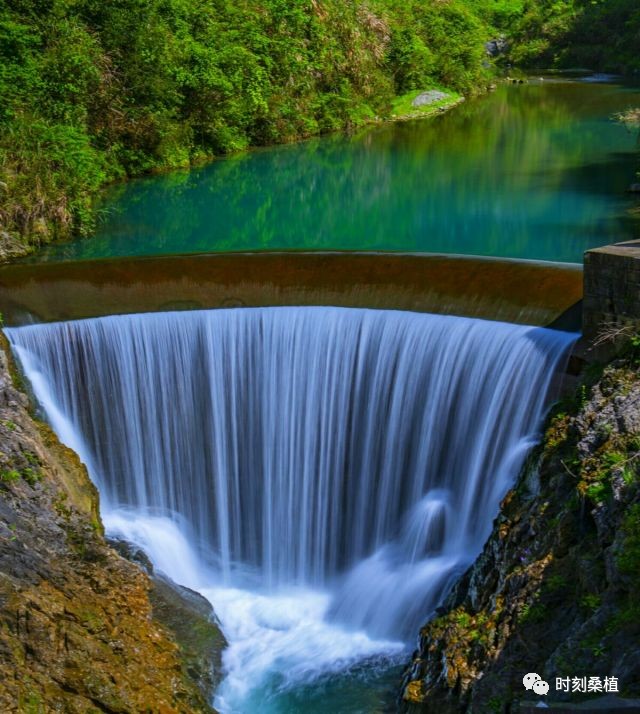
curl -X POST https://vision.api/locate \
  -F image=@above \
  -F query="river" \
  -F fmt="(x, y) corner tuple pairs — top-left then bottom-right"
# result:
(29, 76), (640, 265)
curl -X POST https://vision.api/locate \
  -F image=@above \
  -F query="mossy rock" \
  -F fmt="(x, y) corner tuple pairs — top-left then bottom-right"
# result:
(149, 574), (227, 704)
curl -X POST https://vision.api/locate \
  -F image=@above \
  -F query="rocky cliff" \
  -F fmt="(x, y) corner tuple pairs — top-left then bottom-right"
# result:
(400, 349), (640, 713)
(0, 337), (225, 712)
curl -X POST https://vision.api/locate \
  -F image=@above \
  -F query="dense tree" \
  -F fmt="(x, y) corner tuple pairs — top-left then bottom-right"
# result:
(508, 0), (640, 72)
(0, 0), (495, 250)
(0, 0), (637, 252)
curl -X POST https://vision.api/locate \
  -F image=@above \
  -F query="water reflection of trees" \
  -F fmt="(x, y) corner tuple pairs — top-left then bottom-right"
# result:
(45, 82), (640, 264)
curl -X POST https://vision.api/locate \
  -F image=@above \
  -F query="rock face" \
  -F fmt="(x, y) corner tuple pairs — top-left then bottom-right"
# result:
(485, 38), (509, 58)
(400, 354), (640, 713)
(0, 337), (225, 712)
(0, 232), (31, 263)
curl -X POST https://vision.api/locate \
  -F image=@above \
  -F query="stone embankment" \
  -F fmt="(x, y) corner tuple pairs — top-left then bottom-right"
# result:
(582, 241), (640, 356)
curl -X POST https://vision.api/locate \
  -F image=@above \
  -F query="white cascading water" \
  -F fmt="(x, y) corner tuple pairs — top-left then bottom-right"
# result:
(7, 307), (576, 712)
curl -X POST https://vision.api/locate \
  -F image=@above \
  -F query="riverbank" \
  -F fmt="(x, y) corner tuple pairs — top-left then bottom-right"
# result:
(24, 77), (640, 265)
(0, 83), (471, 264)
(388, 89), (465, 122)
(4, 0), (640, 262)
(0, 0), (494, 260)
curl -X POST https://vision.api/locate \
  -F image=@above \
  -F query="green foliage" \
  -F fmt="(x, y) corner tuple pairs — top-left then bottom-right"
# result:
(481, 0), (526, 31)
(0, 0), (495, 249)
(21, 466), (42, 486)
(519, 599), (547, 624)
(455, 611), (473, 628)
(1, 118), (109, 244)
(24, 451), (41, 466)
(625, 333), (640, 366)
(544, 573), (568, 593)
(507, 0), (640, 72)
(488, 696), (506, 714)
(0, 465), (42, 486)
(388, 30), (436, 93)
(579, 593), (602, 613)
(617, 503), (640, 588)
(0, 469), (20, 483)
(585, 480), (610, 503)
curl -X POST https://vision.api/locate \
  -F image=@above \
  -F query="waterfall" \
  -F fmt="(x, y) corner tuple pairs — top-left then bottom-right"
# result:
(7, 306), (575, 710)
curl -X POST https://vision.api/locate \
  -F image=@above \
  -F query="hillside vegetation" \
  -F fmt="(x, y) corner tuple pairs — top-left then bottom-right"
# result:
(0, 0), (491, 254)
(506, 0), (640, 72)
(1, 0), (638, 256)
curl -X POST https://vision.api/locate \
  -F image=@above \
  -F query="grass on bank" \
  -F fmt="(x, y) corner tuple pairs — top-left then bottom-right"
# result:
(390, 89), (463, 121)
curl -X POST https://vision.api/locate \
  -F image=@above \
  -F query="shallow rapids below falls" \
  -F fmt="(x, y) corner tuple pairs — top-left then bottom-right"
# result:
(7, 307), (576, 712)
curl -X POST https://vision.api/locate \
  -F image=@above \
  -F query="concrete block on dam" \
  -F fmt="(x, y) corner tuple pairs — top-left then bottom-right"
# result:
(583, 240), (640, 348)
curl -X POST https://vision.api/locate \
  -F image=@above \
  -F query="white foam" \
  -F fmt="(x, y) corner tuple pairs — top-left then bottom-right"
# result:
(6, 308), (577, 710)
(103, 509), (404, 712)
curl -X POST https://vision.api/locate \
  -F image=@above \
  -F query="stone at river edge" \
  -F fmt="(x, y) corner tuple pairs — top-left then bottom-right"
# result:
(400, 354), (640, 712)
(412, 91), (448, 108)
(0, 336), (226, 712)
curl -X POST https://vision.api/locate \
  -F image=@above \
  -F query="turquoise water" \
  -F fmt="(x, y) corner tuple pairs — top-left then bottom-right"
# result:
(34, 77), (640, 264)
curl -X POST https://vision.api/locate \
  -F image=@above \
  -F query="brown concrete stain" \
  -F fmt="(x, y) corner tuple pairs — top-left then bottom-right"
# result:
(0, 251), (583, 329)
